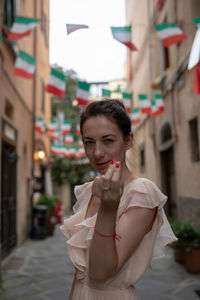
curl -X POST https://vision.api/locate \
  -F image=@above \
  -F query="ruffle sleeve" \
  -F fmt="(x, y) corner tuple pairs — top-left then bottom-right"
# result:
(60, 181), (95, 279)
(118, 178), (177, 260)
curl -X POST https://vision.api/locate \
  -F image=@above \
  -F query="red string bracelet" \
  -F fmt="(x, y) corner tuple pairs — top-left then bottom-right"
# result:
(94, 226), (121, 242)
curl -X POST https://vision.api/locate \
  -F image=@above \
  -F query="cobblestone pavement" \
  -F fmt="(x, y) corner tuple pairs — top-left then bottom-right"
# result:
(0, 222), (200, 300)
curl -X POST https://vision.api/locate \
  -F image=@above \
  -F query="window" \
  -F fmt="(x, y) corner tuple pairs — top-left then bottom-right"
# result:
(5, 99), (14, 120)
(139, 144), (145, 172)
(41, 80), (45, 114)
(189, 117), (200, 162)
(4, 0), (17, 29)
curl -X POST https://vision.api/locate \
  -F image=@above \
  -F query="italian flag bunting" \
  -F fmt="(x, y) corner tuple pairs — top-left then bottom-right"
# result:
(76, 123), (81, 136)
(122, 92), (132, 113)
(47, 119), (57, 133)
(78, 137), (84, 148)
(14, 50), (36, 79)
(50, 130), (60, 141)
(64, 134), (74, 146)
(155, 23), (187, 47)
(111, 26), (137, 51)
(131, 108), (140, 125)
(102, 88), (111, 98)
(150, 100), (159, 118)
(8, 16), (40, 40)
(75, 147), (85, 159)
(66, 24), (89, 35)
(51, 144), (62, 156)
(76, 81), (90, 106)
(193, 61), (200, 94)
(61, 120), (71, 135)
(46, 68), (66, 98)
(188, 18), (200, 70)
(35, 117), (46, 134)
(155, 94), (165, 114)
(138, 94), (151, 114)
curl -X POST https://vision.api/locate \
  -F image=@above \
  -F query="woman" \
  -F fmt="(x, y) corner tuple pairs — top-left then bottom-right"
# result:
(61, 99), (177, 299)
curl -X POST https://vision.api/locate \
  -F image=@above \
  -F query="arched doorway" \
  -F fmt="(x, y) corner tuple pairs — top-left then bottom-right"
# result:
(159, 123), (177, 218)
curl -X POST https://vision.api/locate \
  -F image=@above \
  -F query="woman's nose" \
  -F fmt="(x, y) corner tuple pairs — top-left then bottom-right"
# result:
(94, 143), (104, 158)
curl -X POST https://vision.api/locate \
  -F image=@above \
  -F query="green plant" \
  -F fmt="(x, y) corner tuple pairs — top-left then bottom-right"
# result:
(168, 218), (200, 252)
(36, 193), (56, 208)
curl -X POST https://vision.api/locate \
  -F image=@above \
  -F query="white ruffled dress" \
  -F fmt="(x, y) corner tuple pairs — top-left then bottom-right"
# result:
(60, 178), (177, 300)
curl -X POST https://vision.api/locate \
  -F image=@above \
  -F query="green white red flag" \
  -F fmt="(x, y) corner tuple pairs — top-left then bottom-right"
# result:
(76, 81), (90, 106)
(51, 144), (63, 156)
(64, 134), (74, 146)
(78, 137), (84, 148)
(154, 23), (187, 47)
(75, 147), (85, 159)
(131, 108), (140, 125)
(111, 26), (137, 51)
(66, 24), (89, 35)
(76, 123), (81, 136)
(150, 100), (159, 117)
(8, 16), (40, 40)
(50, 130), (60, 141)
(14, 50), (36, 79)
(102, 88), (111, 98)
(35, 117), (46, 134)
(47, 119), (57, 133)
(193, 61), (200, 94)
(61, 121), (71, 135)
(122, 92), (132, 113)
(64, 146), (76, 158)
(46, 68), (66, 98)
(188, 18), (200, 70)
(138, 94), (151, 114)
(155, 94), (165, 113)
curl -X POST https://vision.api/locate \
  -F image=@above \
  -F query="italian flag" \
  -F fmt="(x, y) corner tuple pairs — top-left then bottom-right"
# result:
(64, 146), (76, 158)
(150, 100), (159, 118)
(78, 137), (84, 148)
(188, 18), (200, 70)
(155, 23), (187, 47)
(35, 117), (46, 134)
(155, 94), (165, 113)
(66, 24), (89, 35)
(76, 81), (90, 106)
(76, 123), (81, 136)
(50, 130), (60, 141)
(51, 144), (64, 156)
(111, 26), (137, 51)
(131, 107), (141, 125)
(8, 16), (40, 40)
(47, 119), (57, 133)
(61, 120), (71, 135)
(64, 134), (74, 146)
(122, 92), (132, 113)
(138, 94), (151, 114)
(75, 147), (85, 159)
(131, 108), (140, 125)
(46, 68), (66, 98)
(102, 88), (111, 98)
(14, 50), (36, 79)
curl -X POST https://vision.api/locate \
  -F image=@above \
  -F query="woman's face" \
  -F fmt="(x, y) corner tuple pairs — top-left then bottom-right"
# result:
(82, 116), (131, 174)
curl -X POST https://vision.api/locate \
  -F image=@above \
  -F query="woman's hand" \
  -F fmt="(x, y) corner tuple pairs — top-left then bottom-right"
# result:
(92, 161), (123, 209)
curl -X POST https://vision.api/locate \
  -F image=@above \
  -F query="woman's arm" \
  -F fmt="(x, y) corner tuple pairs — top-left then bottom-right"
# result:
(89, 162), (157, 283)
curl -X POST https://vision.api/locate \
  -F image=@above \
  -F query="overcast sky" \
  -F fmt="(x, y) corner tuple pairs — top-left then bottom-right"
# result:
(49, 0), (126, 82)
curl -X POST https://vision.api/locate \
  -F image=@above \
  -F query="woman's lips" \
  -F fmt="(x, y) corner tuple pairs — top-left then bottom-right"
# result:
(95, 160), (110, 169)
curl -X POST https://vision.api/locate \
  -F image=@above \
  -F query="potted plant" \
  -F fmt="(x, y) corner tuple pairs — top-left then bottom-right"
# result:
(183, 223), (200, 274)
(168, 218), (186, 264)
(37, 193), (57, 236)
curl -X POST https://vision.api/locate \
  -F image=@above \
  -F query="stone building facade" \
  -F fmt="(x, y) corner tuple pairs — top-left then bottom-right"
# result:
(125, 0), (200, 224)
(0, 0), (51, 267)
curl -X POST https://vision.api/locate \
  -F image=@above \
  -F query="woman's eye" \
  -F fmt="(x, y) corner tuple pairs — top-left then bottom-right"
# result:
(104, 139), (114, 144)
(84, 141), (93, 145)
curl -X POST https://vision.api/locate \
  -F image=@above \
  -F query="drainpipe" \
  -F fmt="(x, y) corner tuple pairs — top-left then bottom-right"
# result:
(30, 2), (37, 219)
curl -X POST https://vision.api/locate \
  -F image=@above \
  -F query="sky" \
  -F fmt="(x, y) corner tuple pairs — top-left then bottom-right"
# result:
(49, 0), (126, 83)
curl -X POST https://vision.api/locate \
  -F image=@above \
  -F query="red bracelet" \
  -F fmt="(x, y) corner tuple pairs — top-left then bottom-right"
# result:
(94, 226), (121, 242)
